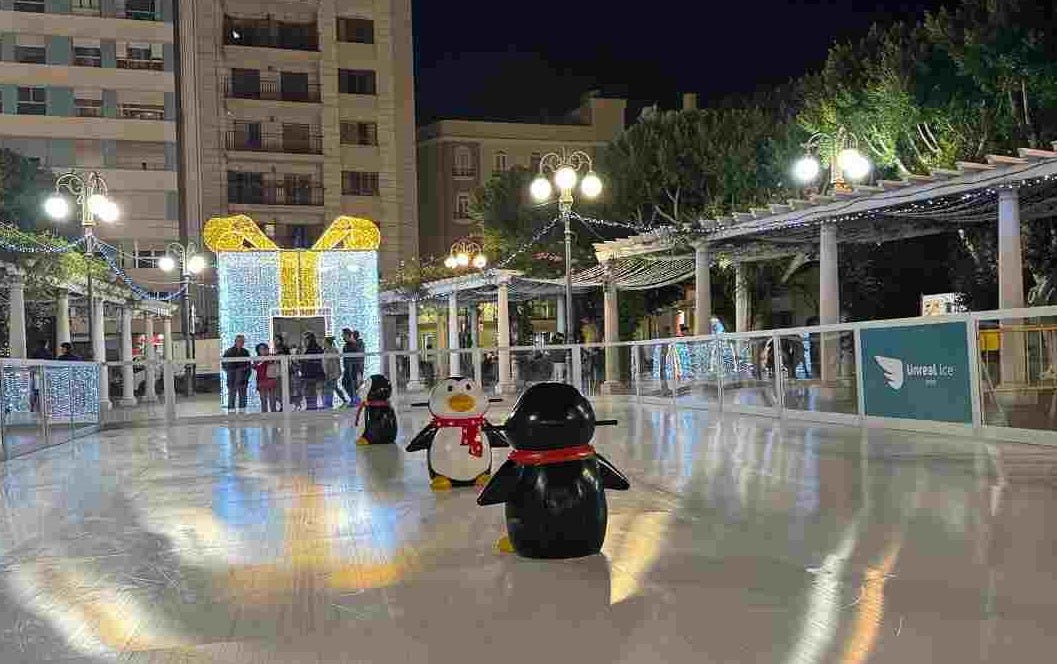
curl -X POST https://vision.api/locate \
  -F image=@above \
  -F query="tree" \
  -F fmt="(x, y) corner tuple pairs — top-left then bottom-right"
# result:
(0, 149), (55, 231)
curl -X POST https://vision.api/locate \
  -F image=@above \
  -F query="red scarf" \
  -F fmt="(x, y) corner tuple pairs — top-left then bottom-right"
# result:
(509, 444), (595, 466)
(355, 400), (389, 425)
(433, 415), (484, 457)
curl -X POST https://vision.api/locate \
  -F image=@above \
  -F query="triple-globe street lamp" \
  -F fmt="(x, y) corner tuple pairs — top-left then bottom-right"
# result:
(530, 149), (603, 339)
(792, 127), (872, 192)
(443, 238), (487, 270)
(160, 242), (207, 395)
(44, 171), (120, 359)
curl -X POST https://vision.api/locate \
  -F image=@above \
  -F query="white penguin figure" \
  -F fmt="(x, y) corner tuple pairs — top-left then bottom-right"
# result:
(406, 377), (506, 490)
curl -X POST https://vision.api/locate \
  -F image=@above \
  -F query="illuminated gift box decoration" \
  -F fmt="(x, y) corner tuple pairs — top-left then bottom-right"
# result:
(205, 214), (382, 405)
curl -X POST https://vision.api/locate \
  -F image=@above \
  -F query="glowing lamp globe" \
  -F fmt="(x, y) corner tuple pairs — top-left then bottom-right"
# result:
(444, 256), (457, 269)
(793, 156), (821, 183)
(158, 255), (176, 272)
(530, 176), (552, 202)
(87, 194), (109, 216)
(456, 252), (470, 267)
(44, 196), (70, 220)
(554, 166), (578, 191)
(97, 199), (119, 223)
(472, 254), (487, 269)
(839, 149), (871, 181)
(580, 172), (602, 198)
(188, 254), (207, 274)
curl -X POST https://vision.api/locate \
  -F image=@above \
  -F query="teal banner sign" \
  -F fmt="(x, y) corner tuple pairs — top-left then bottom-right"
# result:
(860, 322), (972, 423)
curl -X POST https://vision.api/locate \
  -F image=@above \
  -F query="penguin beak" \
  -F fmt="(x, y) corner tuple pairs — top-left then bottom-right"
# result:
(447, 393), (475, 412)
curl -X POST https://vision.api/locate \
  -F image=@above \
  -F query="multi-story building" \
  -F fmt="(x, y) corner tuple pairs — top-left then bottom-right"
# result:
(0, 0), (180, 288)
(416, 93), (626, 260)
(178, 0), (417, 276)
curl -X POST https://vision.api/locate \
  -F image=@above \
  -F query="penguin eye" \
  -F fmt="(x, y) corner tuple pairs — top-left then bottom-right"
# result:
(464, 384), (472, 391)
(447, 385), (453, 392)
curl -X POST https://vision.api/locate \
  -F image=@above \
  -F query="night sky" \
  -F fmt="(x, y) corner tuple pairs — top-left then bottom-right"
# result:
(413, 0), (947, 125)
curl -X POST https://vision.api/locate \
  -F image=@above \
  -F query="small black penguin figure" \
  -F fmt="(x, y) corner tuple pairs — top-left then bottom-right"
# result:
(355, 374), (397, 446)
(477, 382), (629, 559)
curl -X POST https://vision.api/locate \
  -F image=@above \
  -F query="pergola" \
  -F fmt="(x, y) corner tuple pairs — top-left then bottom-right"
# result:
(381, 269), (594, 390)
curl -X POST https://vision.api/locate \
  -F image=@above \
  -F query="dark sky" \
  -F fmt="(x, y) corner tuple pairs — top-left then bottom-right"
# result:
(413, 0), (946, 125)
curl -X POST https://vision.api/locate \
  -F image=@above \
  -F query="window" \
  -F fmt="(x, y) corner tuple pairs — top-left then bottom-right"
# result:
(13, 0), (45, 12)
(227, 171), (263, 204)
(124, 0), (156, 20)
(134, 249), (164, 269)
(119, 43), (163, 70)
(75, 98), (102, 117)
(72, 0), (101, 16)
(230, 69), (260, 98)
(223, 16), (318, 51)
(282, 123), (313, 153)
(279, 72), (309, 101)
(15, 46), (46, 64)
(73, 46), (102, 67)
(119, 103), (164, 120)
(453, 147), (475, 177)
(530, 152), (542, 171)
(342, 171), (379, 196)
(231, 121), (261, 150)
(337, 18), (374, 44)
(455, 193), (471, 220)
(338, 69), (376, 95)
(493, 151), (508, 172)
(17, 87), (45, 115)
(340, 121), (378, 146)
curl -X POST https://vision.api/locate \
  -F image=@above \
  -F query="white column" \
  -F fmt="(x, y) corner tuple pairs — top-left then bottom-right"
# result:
(406, 299), (422, 390)
(447, 291), (460, 376)
(497, 281), (513, 393)
(602, 276), (621, 393)
(55, 289), (71, 347)
(93, 298), (110, 409)
(142, 314), (157, 402)
(468, 302), (479, 347)
(6, 274), (26, 359)
(556, 298), (567, 340)
(819, 222), (840, 382)
(118, 306), (137, 406)
(998, 187), (1026, 385)
(735, 262), (752, 332)
(162, 317), (173, 360)
(694, 244), (711, 336)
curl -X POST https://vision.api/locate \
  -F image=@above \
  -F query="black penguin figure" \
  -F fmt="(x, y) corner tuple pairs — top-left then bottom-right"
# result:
(477, 382), (629, 559)
(355, 374), (397, 445)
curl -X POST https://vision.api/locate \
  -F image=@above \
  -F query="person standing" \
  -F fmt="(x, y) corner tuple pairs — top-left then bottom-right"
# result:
(253, 342), (279, 412)
(322, 336), (347, 409)
(55, 342), (81, 361)
(222, 334), (251, 412)
(343, 328), (365, 406)
(300, 332), (324, 410)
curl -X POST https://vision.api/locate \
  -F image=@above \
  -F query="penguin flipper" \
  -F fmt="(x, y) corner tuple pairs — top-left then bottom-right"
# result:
(476, 460), (519, 506)
(595, 453), (630, 490)
(405, 422), (439, 452)
(483, 422), (510, 448)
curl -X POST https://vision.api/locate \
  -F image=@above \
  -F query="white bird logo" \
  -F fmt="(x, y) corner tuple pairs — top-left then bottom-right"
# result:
(874, 356), (904, 390)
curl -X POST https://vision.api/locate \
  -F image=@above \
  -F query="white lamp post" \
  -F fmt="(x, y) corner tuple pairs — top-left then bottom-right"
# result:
(530, 148), (602, 339)
(160, 241), (208, 396)
(45, 171), (119, 360)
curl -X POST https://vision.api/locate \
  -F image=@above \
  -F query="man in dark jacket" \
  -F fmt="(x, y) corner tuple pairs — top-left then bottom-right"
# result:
(341, 328), (365, 406)
(300, 331), (325, 410)
(222, 334), (251, 411)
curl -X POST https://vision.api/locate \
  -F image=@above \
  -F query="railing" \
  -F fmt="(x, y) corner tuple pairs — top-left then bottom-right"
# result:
(73, 54), (102, 67)
(75, 103), (103, 118)
(223, 18), (319, 51)
(6, 306), (1057, 461)
(228, 182), (324, 206)
(452, 167), (477, 178)
(116, 58), (164, 71)
(224, 78), (322, 103)
(224, 131), (323, 155)
(119, 104), (165, 121)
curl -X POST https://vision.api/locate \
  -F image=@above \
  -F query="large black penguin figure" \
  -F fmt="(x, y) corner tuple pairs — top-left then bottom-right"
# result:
(477, 382), (629, 559)
(355, 374), (397, 445)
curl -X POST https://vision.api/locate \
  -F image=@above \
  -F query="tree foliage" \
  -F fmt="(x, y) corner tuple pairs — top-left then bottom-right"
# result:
(0, 149), (55, 231)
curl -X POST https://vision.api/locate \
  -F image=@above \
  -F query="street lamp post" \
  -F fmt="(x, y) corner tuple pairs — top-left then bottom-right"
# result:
(792, 126), (872, 192)
(159, 242), (207, 396)
(443, 238), (487, 271)
(531, 149), (602, 340)
(45, 171), (120, 360)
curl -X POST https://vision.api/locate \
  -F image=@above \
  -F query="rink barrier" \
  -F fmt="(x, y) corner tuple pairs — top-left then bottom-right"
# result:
(2, 304), (1057, 459)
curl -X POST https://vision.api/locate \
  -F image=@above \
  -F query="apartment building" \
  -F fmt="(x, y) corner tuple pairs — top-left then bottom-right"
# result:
(0, 0), (179, 288)
(416, 93), (626, 260)
(179, 0), (417, 275)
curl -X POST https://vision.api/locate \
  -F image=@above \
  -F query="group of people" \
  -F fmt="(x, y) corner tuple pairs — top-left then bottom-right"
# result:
(222, 328), (366, 413)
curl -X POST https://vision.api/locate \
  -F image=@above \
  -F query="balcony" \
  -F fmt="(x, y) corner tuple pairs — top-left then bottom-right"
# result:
(119, 103), (165, 121)
(224, 78), (321, 103)
(223, 17), (318, 52)
(224, 130), (322, 155)
(117, 57), (164, 71)
(12, 0), (161, 20)
(228, 181), (324, 207)
(452, 167), (477, 178)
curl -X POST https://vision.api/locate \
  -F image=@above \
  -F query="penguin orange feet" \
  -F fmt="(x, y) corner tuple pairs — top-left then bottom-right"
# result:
(495, 535), (514, 554)
(474, 472), (491, 487)
(356, 436), (370, 446)
(430, 476), (453, 491)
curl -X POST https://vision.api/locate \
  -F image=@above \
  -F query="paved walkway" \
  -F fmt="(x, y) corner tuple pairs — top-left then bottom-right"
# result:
(0, 403), (1054, 662)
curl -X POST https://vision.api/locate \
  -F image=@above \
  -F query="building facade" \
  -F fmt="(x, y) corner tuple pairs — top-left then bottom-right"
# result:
(0, 0), (180, 290)
(416, 93), (626, 261)
(178, 0), (417, 277)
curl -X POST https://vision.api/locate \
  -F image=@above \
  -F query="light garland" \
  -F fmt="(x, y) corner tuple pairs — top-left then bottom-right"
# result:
(95, 241), (187, 302)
